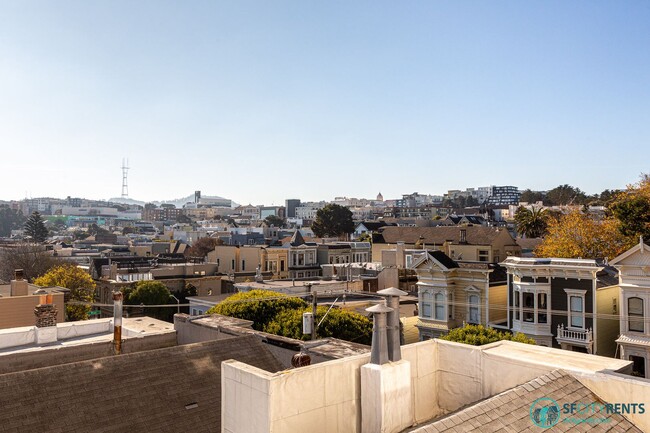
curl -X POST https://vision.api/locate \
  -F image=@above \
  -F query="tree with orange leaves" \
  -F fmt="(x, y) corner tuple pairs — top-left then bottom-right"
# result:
(535, 210), (633, 260)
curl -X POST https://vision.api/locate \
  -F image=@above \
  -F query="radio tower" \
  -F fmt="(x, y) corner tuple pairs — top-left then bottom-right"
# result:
(121, 158), (129, 198)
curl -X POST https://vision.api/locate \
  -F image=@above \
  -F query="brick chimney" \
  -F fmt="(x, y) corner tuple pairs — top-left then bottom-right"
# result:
(10, 269), (29, 297)
(34, 296), (58, 344)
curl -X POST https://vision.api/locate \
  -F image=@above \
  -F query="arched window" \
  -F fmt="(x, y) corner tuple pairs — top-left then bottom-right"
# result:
(629, 297), (644, 332)
(468, 294), (480, 324)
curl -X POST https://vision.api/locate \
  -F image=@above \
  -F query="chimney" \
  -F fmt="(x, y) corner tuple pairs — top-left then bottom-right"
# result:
(10, 269), (29, 297)
(395, 242), (405, 269)
(34, 296), (58, 344)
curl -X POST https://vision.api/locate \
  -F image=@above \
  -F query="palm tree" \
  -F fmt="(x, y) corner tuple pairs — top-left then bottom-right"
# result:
(514, 206), (548, 238)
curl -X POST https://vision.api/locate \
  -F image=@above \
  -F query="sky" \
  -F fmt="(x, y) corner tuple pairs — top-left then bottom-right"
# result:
(1, 1), (649, 205)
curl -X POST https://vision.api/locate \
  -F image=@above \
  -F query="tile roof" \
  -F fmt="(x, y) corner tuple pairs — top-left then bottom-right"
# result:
(408, 370), (642, 433)
(0, 335), (283, 433)
(379, 226), (515, 246)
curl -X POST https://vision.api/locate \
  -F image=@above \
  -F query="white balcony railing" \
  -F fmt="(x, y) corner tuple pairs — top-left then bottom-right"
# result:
(557, 324), (592, 343)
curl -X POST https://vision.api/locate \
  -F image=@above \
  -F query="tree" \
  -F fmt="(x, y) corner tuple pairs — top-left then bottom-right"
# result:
(0, 243), (62, 282)
(514, 206), (549, 238)
(609, 174), (650, 240)
(0, 206), (26, 237)
(184, 236), (224, 258)
(519, 189), (545, 204)
(440, 324), (535, 346)
(535, 210), (633, 260)
(264, 215), (285, 228)
(34, 264), (96, 321)
(23, 211), (48, 242)
(124, 281), (175, 321)
(206, 289), (308, 331)
(264, 306), (373, 345)
(311, 204), (354, 238)
(544, 184), (587, 206)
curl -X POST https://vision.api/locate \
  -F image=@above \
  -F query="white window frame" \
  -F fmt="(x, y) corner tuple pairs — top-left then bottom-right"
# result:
(421, 291), (433, 319)
(565, 289), (587, 330)
(628, 296), (645, 333)
(465, 286), (481, 324)
(434, 292), (446, 321)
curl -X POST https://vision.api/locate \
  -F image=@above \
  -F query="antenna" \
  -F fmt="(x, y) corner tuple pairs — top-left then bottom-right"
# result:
(121, 158), (129, 198)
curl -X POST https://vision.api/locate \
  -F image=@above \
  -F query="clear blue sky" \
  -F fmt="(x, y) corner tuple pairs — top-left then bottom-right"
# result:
(1, 1), (649, 205)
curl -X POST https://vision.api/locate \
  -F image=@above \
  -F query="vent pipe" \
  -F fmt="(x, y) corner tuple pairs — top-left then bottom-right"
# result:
(377, 287), (407, 362)
(112, 291), (123, 355)
(366, 303), (393, 365)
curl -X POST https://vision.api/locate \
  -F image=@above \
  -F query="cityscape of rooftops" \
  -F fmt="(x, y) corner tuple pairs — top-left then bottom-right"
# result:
(1, 2), (649, 433)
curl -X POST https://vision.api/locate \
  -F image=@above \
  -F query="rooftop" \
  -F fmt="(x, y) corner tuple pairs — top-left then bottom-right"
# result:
(409, 370), (642, 433)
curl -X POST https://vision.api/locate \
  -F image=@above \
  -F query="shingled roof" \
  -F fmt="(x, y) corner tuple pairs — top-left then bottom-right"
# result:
(409, 370), (642, 433)
(379, 226), (515, 246)
(0, 335), (283, 433)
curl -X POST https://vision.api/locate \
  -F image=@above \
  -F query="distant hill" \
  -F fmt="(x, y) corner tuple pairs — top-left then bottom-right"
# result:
(109, 194), (237, 208)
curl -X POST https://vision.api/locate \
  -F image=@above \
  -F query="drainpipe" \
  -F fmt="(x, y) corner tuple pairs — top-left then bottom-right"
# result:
(113, 291), (123, 355)
(377, 287), (407, 362)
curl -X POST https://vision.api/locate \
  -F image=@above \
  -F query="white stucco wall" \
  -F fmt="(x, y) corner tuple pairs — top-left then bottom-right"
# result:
(222, 339), (640, 433)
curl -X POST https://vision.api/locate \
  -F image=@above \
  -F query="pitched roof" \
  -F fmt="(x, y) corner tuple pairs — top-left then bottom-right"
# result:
(0, 335), (283, 433)
(289, 230), (306, 246)
(410, 370), (642, 433)
(428, 250), (459, 269)
(378, 226), (514, 246)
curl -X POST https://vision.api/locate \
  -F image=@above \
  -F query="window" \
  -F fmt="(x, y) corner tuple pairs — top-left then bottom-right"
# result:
(538, 293), (547, 324)
(570, 296), (584, 328)
(630, 355), (646, 378)
(242, 260), (245, 271)
(468, 294), (480, 324)
(478, 250), (489, 262)
(434, 293), (445, 320)
(280, 260), (285, 272)
(514, 290), (520, 320)
(231, 259), (235, 269)
(421, 292), (433, 318)
(629, 297), (644, 332)
(523, 292), (534, 322)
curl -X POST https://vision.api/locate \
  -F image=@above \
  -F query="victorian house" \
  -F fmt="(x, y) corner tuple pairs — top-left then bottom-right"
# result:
(414, 250), (508, 340)
(500, 257), (620, 356)
(610, 239), (650, 378)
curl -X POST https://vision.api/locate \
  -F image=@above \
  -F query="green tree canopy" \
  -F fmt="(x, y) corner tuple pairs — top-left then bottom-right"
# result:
(312, 204), (355, 238)
(440, 324), (535, 346)
(264, 306), (373, 345)
(206, 289), (308, 331)
(544, 184), (588, 206)
(609, 175), (650, 240)
(34, 264), (96, 321)
(519, 189), (545, 204)
(264, 215), (285, 228)
(124, 281), (175, 321)
(514, 206), (549, 238)
(24, 211), (48, 243)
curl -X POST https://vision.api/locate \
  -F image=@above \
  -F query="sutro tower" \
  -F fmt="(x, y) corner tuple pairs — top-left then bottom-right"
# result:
(121, 158), (129, 198)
